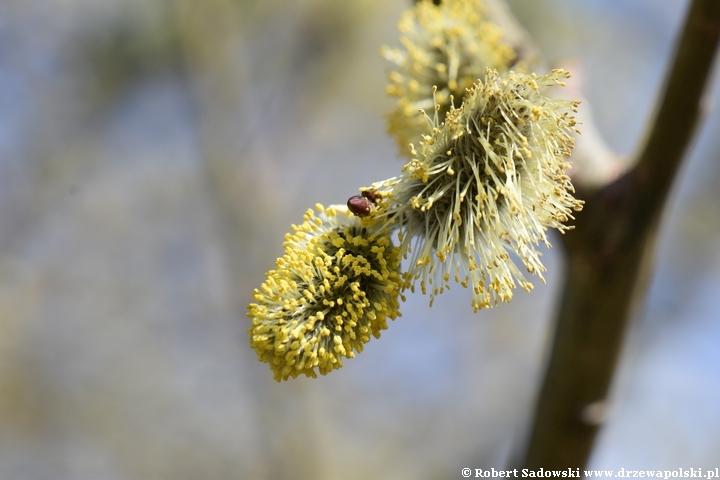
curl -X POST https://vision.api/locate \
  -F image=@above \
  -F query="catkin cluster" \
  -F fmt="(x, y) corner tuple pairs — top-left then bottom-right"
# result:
(248, 0), (582, 380)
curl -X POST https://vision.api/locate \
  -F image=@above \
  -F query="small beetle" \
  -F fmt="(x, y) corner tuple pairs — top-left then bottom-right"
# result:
(347, 195), (373, 217)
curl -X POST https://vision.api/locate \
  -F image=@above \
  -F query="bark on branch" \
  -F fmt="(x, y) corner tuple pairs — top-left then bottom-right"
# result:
(517, 0), (720, 468)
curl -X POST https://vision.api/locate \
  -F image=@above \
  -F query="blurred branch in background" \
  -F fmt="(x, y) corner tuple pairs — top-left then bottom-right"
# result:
(516, 0), (720, 469)
(172, 0), (369, 298)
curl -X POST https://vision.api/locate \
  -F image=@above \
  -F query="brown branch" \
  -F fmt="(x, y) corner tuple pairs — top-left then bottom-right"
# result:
(516, 0), (720, 469)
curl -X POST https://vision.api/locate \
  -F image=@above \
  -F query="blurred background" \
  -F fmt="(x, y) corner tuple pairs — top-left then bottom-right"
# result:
(1, 0), (719, 478)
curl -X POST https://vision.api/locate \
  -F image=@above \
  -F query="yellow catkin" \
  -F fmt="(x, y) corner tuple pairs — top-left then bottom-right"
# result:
(367, 69), (583, 311)
(248, 205), (402, 381)
(382, 0), (519, 156)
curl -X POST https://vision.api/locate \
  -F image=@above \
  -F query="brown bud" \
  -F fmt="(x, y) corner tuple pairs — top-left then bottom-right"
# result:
(347, 195), (373, 217)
